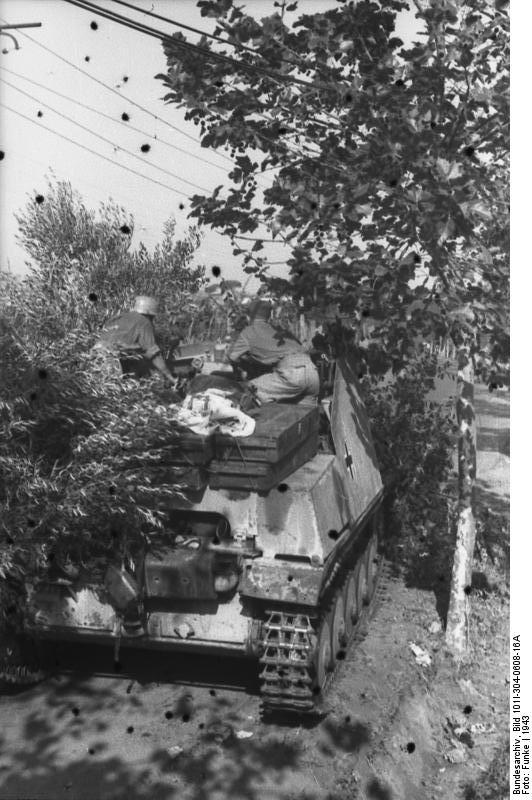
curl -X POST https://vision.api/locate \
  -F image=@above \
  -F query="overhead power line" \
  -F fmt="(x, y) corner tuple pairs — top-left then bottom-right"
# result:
(1, 10), (274, 190)
(59, 3), (350, 179)
(0, 65), (234, 174)
(1, 9), (362, 176)
(109, 0), (260, 56)
(110, 0), (348, 136)
(110, 0), (353, 107)
(1, 77), (211, 194)
(233, 235), (285, 244)
(1, 12), (364, 237)
(109, 0), (352, 122)
(0, 66), (272, 191)
(63, 0), (312, 87)
(3, 143), (186, 220)
(108, 0), (329, 91)
(1, 102), (192, 200)
(0, 15), (233, 164)
(3, 106), (279, 262)
(1, 12), (342, 189)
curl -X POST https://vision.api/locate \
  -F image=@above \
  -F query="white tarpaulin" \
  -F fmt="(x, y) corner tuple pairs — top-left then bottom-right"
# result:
(156, 389), (256, 437)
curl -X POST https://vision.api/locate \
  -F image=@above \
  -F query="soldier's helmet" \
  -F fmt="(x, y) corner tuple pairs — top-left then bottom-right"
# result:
(133, 295), (158, 316)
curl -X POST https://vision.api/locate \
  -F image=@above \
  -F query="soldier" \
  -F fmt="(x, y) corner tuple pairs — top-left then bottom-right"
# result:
(227, 299), (320, 405)
(93, 295), (175, 383)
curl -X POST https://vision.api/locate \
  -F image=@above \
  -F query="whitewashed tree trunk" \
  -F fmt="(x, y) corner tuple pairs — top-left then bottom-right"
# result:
(445, 348), (477, 658)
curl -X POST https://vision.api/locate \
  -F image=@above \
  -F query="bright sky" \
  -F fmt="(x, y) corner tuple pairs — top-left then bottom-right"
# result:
(0, 0), (418, 288)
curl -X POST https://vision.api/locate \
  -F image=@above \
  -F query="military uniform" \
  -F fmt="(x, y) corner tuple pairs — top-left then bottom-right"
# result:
(93, 311), (162, 379)
(228, 319), (319, 405)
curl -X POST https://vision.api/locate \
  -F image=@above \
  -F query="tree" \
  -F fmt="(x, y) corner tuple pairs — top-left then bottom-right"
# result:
(13, 177), (205, 348)
(158, 0), (509, 658)
(0, 183), (206, 631)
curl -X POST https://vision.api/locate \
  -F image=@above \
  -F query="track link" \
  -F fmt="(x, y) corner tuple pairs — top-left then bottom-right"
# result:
(0, 662), (47, 686)
(259, 554), (393, 715)
(259, 612), (317, 712)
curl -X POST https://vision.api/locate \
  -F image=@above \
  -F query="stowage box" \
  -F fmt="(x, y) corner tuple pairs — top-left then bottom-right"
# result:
(208, 435), (319, 492)
(214, 404), (319, 463)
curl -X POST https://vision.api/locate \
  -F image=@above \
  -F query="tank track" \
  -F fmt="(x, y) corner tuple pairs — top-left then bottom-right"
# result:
(0, 631), (50, 689)
(259, 612), (317, 712)
(0, 662), (47, 687)
(259, 556), (391, 715)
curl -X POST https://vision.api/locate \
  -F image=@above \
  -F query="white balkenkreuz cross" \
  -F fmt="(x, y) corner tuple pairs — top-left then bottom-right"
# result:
(344, 442), (354, 479)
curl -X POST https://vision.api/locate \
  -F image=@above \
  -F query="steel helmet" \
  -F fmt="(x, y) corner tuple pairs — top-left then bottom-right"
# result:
(133, 295), (158, 316)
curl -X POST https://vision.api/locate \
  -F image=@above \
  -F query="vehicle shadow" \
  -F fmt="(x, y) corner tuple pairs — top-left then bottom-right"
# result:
(43, 640), (261, 694)
(0, 644), (335, 800)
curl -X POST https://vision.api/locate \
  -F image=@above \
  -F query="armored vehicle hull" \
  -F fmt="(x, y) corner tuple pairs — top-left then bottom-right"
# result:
(24, 355), (384, 714)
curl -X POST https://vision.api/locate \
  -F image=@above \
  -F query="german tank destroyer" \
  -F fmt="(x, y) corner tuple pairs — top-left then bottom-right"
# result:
(23, 354), (383, 714)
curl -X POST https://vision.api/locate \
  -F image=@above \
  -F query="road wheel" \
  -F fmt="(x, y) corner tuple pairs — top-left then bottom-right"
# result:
(329, 592), (346, 663)
(313, 618), (332, 692)
(343, 568), (362, 641)
(356, 555), (368, 608)
(364, 530), (379, 603)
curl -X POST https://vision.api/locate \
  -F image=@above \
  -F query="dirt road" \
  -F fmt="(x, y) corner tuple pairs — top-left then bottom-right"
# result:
(0, 384), (510, 800)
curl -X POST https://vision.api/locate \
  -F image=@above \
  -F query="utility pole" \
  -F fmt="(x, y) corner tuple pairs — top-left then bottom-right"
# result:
(0, 22), (41, 53)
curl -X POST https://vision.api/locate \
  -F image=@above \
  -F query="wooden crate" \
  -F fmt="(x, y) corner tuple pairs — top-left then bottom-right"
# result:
(207, 435), (319, 492)
(214, 404), (319, 464)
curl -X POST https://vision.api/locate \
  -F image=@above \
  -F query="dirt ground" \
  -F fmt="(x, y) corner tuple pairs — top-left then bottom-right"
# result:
(0, 383), (510, 800)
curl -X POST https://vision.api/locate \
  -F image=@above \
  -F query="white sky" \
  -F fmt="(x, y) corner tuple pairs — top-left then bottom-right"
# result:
(0, 0), (419, 288)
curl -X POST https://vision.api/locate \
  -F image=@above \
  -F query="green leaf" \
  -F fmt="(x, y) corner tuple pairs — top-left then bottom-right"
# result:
(437, 159), (463, 181)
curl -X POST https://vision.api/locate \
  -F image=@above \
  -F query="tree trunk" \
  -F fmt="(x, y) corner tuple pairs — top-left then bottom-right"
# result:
(445, 348), (477, 658)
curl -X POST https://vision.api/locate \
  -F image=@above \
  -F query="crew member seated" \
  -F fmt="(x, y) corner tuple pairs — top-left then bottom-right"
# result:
(227, 299), (319, 405)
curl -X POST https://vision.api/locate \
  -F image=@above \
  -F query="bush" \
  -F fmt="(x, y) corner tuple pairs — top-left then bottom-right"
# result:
(0, 181), (207, 625)
(360, 352), (457, 556)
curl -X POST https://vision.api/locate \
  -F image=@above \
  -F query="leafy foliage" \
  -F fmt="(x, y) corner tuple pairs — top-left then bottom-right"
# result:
(363, 354), (455, 492)
(158, 0), (509, 376)
(1, 0), (511, 636)
(158, 0), (509, 603)
(361, 352), (456, 550)
(13, 178), (205, 349)
(0, 183), (206, 621)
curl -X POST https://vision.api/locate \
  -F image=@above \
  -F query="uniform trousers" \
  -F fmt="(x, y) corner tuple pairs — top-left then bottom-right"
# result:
(250, 352), (319, 405)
